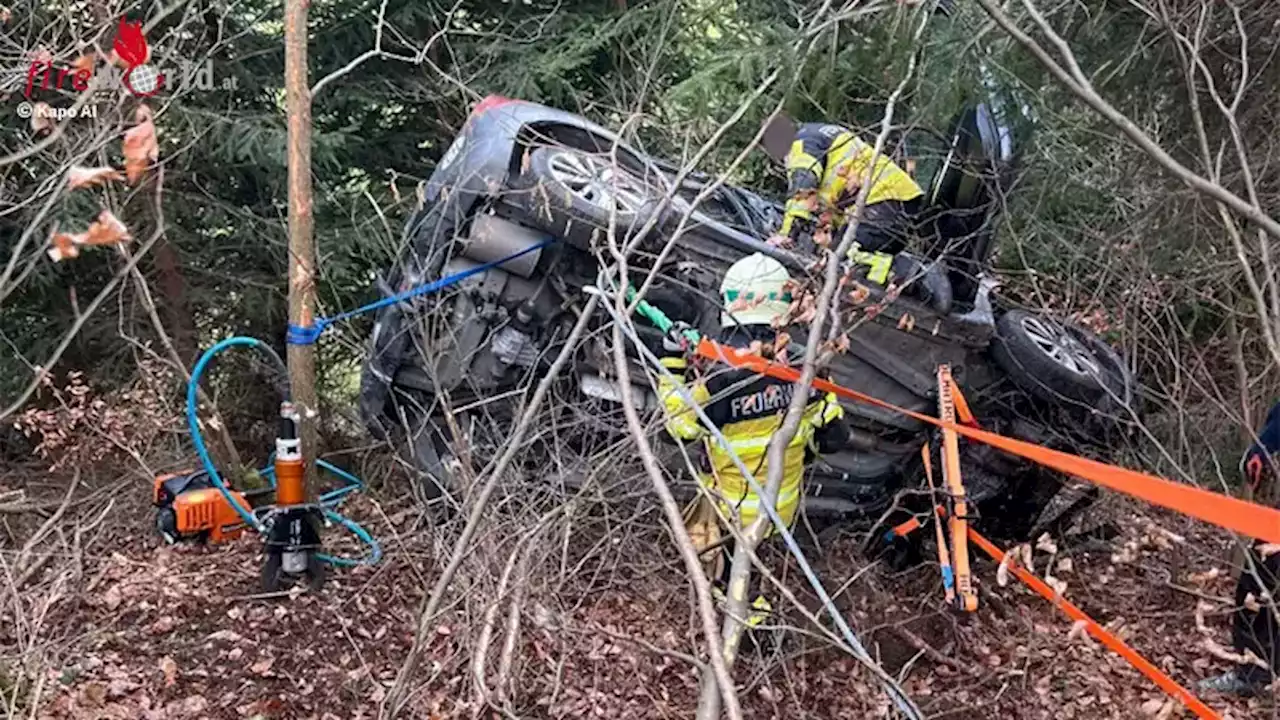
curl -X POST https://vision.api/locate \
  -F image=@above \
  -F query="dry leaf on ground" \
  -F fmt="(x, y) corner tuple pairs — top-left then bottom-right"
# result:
(1067, 619), (1090, 642)
(996, 552), (1014, 587)
(160, 656), (178, 687)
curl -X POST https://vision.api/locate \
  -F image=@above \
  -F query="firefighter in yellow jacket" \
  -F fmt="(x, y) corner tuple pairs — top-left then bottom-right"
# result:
(762, 116), (924, 255)
(657, 252), (850, 624)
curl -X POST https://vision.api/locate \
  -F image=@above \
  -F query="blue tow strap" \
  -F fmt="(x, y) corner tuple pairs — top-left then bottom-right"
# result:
(189, 236), (551, 569)
(286, 239), (552, 345)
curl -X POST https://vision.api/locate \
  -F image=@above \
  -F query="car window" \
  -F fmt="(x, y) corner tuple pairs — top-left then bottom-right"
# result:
(898, 130), (950, 201)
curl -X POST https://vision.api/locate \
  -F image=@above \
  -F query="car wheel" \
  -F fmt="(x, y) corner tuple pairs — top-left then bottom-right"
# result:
(991, 309), (1112, 406)
(518, 145), (662, 247)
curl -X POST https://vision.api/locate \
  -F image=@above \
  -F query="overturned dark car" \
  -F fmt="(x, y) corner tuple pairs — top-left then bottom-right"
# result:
(359, 94), (1137, 541)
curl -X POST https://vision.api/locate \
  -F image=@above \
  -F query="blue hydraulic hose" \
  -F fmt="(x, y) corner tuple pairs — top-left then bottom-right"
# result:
(186, 336), (381, 567)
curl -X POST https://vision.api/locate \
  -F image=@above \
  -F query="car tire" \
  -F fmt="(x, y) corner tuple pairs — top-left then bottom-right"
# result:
(805, 450), (896, 520)
(516, 145), (663, 248)
(991, 309), (1112, 406)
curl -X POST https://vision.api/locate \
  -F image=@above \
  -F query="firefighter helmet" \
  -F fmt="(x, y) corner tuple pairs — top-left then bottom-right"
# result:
(720, 252), (792, 327)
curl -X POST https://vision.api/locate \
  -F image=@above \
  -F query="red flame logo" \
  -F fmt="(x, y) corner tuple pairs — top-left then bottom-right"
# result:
(113, 17), (149, 67)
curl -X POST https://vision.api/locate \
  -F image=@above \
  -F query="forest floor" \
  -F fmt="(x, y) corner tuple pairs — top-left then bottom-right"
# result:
(3, 459), (1276, 720)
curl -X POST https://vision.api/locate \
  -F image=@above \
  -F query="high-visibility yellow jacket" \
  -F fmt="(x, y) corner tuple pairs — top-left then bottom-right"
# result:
(781, 122), (923, 236)
(657, 330), (848, 530)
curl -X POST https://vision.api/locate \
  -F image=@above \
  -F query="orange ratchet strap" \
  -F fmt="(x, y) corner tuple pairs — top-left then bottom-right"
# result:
(966, 526), (1220, 720)
(937, 366), (977, 611)
(693, 338), (1280, 544)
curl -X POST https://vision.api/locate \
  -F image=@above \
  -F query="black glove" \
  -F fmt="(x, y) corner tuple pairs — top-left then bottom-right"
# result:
(789, 216), (817, 253)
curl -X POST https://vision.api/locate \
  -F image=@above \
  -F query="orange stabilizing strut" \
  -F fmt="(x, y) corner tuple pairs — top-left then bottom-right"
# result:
(937, 365), (978, 612)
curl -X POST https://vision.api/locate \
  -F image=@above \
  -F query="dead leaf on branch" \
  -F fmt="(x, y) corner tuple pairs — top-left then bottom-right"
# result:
(123, 104), (159, 184)
(47, 210), (133, 262)
(68, 166), (124, 189)
(30, 102), (53, 134)
(72, 52), (95, 76)
(49, 232), (79, 262)
(813, 226), (832, 248)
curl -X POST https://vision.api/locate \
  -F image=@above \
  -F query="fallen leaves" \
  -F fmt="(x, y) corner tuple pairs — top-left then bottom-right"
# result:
(102, 583), (123, 610)
(159, 656), (178, 687)
(1139, 697), (1164, 716)
(996, 552), (1014, 587)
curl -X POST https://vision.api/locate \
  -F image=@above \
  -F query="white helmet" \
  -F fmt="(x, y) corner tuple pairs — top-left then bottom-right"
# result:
(720, 252), (792, 327)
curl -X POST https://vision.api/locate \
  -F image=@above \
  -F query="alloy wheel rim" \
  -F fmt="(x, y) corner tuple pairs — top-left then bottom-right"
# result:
(545, 149), (651, 215)
(1019, 316), (1101, 377)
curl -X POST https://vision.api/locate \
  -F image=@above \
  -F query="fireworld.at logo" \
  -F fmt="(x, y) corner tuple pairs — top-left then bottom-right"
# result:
(23, 16), (237, 99)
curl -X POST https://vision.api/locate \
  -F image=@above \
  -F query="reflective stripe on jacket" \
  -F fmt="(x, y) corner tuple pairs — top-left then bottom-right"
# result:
(781, 122), (922, 234)
(657, 351), (845, 531)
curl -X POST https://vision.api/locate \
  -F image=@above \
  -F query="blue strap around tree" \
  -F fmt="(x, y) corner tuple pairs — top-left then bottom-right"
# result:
(286, 240), (552, 345)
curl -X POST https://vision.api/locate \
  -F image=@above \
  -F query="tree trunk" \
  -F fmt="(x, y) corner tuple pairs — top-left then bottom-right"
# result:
(284, 0), (319, 494)
(150, 239), (197, 364)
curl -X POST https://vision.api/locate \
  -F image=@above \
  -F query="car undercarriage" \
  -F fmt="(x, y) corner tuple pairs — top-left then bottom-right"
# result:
(359, 95), (1138, 544)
